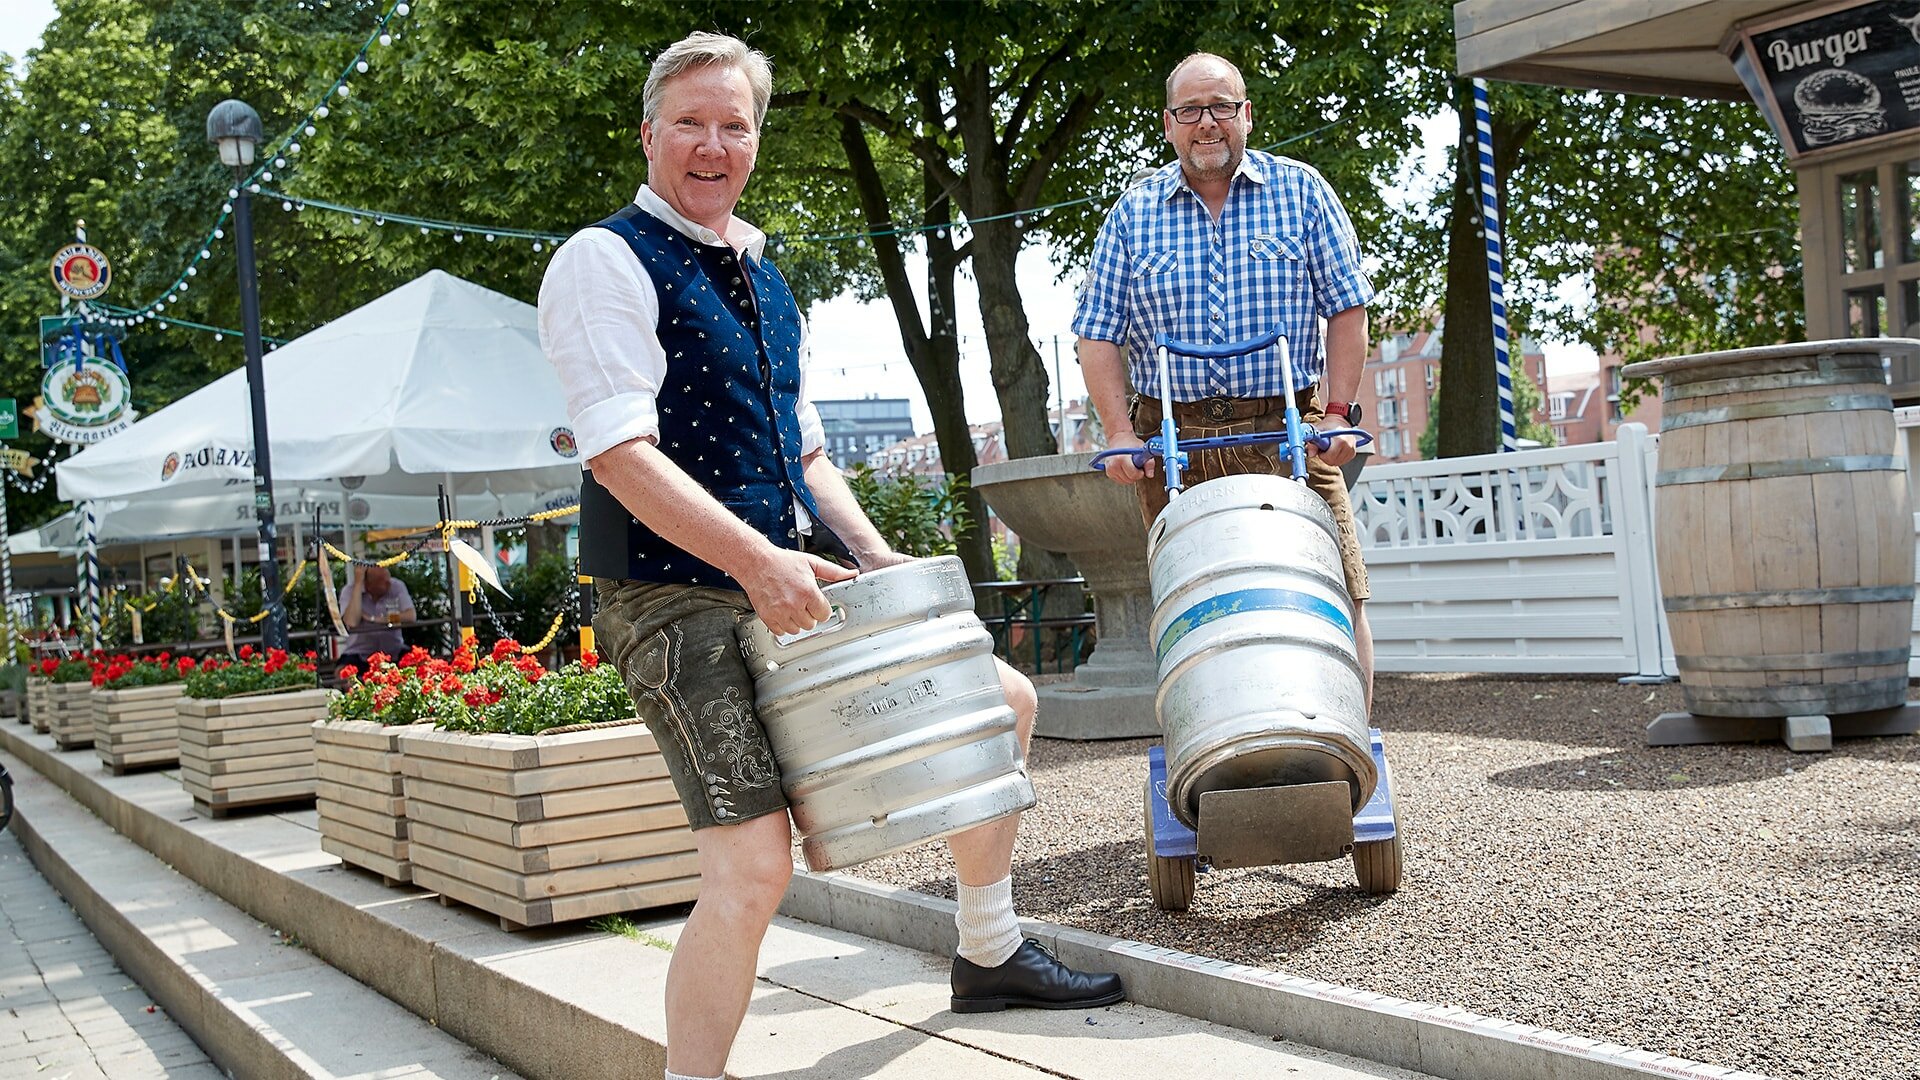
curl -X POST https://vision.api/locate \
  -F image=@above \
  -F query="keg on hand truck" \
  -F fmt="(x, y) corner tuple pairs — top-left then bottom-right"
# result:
(1092, 327), (1403, 911)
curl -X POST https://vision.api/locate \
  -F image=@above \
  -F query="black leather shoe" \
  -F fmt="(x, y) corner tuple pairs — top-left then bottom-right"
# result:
(950, 939), (1125, 1013)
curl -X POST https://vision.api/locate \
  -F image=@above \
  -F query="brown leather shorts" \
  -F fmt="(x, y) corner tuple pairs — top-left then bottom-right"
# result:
(1130, 387), (1370, 602)
(592, 579), (787, 830)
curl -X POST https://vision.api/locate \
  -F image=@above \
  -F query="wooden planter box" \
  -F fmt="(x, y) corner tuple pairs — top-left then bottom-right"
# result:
(46, 681), (99, 749)
(313, 719), (424, 885)
(397, 723), (701, 931)
(178, 688), (326, 818)
(93, 683), (185, 774)
(25, 677), (48, 730)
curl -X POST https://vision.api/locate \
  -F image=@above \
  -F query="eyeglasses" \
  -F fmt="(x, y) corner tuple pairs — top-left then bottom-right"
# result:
(1168, 100), (1246, 124)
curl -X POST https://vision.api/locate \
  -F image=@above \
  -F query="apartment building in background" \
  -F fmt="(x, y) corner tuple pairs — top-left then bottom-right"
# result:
(814, 397), (916, 467)
(1356, 322), (1551, 464)
(1542, 353), (1664, 446)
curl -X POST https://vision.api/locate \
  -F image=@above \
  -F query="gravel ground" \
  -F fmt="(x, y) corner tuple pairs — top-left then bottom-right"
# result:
(839, 674), (1919, 1080)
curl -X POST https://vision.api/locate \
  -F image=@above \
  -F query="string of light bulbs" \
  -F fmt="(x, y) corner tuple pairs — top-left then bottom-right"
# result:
(104, 0), (413, 328)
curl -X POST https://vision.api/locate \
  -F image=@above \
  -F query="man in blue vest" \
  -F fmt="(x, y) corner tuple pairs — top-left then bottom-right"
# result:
(539, 31), (1122, 1080)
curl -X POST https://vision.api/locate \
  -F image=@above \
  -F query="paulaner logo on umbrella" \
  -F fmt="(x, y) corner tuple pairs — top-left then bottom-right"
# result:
(160, 452), (181, 482)
(550, 427), (579, 458)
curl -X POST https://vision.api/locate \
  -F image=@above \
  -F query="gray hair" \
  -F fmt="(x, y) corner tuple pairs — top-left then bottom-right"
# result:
(643, 31), (773, 129)
(1165, 52), (1246, 107)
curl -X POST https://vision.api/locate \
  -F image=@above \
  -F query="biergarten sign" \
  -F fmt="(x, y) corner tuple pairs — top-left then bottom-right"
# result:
(28, 356), (137, 445)
(1732, 0), (1920, 158)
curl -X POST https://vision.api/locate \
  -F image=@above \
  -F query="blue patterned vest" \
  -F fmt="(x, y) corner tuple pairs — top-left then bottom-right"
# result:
(576, 204), (821, 588)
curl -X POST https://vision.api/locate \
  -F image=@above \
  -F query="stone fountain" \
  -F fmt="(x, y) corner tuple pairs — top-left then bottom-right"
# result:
(973, 452), (1157, 740)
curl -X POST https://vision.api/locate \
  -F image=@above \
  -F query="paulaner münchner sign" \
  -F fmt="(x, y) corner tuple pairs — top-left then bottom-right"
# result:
(1730, 0), (1920, 158)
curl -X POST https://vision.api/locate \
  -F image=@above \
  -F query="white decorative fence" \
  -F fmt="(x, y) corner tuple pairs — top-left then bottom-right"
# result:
(1353, 425), (1674, 677)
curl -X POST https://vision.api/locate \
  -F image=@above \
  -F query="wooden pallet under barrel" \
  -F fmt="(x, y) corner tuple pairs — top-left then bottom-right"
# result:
(178, 688), (326, 818)
(93, 683), (186, 775)
(396, 721), (701, 931)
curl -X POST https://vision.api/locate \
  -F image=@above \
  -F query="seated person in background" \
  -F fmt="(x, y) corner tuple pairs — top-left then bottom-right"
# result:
(336, 564), (414, 671)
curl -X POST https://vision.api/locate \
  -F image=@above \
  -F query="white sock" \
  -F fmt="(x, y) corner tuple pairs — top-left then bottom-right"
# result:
(665, 1070), (722, 1080)
(955, 875), (1022, 967)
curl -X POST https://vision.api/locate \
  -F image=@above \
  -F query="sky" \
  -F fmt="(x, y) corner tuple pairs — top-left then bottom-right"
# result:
(1, 5), (1596, 435)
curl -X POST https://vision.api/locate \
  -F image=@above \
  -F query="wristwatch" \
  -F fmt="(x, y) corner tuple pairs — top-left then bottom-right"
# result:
(1325, 400), (1363, 425)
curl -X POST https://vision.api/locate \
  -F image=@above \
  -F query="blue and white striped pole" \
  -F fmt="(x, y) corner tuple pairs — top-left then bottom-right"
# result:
(1472, 78), (1517, 453)
(81, 498), (99, 649)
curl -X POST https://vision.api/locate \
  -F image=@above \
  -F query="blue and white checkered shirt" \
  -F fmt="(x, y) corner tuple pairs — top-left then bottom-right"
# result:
(1072, 150), (1374, 400)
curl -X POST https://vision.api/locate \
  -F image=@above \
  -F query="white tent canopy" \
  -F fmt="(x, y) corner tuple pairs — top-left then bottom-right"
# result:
(57, 269), (585, 504)
(32, 485), (576, 551)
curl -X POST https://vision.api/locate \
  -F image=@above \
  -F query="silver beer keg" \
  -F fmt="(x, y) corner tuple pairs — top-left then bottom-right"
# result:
(1150, 473), (1375, 829)
(738, 556), (1035, 871)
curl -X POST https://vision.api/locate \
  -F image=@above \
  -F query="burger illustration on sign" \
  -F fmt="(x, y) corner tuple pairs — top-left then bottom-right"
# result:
(1792, 68), (1886, 147)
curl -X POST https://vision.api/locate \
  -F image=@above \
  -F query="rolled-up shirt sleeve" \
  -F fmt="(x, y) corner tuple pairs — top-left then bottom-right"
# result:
(1071, 204), (1134, 345)
(537, 228), (667, 461)
(1304, 172), (1374, 318)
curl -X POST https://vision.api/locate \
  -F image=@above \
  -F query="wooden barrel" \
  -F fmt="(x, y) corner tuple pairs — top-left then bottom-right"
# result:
(1625, 339), (1920, 719)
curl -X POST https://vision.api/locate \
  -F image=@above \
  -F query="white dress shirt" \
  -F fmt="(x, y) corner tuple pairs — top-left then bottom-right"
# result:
(539, 185), (826, 524)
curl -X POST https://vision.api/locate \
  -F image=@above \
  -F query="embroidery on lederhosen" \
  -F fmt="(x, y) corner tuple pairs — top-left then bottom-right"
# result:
(693, 618), (777, 820)
(624, 621), (698, 774)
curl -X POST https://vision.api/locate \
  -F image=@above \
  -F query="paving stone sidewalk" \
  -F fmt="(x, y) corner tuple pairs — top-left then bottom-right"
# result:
(1, 828), (223, 1079)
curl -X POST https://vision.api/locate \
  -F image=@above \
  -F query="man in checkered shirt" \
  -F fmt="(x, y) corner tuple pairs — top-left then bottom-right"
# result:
(1073, 51), (1376, 699)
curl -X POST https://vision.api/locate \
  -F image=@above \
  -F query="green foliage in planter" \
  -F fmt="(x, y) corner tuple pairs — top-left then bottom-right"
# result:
(844, 464), (974, 559)
(97, 654), (186, 690)
(329, 641), (629, 735)
(181, 647), (320, 700)
(42, 657), (93, 684)
(0, 663), (24, 694)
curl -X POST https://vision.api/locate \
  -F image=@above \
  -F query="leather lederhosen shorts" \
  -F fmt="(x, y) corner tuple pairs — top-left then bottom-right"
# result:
(1130, 387), (1370, 602)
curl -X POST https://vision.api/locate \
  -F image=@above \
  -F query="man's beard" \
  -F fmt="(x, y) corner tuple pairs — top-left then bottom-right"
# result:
(1181, 139), (1241, 183)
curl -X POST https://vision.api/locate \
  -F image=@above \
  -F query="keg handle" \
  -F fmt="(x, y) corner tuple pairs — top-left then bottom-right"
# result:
(772, 604), (847, 648)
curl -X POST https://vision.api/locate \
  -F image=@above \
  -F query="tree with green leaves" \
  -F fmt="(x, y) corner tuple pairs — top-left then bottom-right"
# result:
(1384, 52), (1799, 456)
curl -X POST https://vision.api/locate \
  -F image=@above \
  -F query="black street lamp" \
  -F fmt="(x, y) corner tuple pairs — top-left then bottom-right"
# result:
(206, 98), (288, 651)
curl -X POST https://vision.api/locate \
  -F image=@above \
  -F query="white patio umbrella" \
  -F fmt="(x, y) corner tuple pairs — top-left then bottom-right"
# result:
(56, 269), (585, 505)
(33, 486), (577, 550)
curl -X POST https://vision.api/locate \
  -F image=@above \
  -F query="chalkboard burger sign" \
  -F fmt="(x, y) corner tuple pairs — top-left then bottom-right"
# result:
(1729, 0), (1920, 158)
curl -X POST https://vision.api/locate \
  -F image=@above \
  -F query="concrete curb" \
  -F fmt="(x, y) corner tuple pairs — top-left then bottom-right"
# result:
(780, 871), (1757, 1080)
(4, 724), (1761, 1080)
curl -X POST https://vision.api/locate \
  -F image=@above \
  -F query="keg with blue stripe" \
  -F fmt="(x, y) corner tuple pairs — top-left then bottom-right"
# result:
(738, 556), (1035, 871)
(1150, 473), (1375, 829)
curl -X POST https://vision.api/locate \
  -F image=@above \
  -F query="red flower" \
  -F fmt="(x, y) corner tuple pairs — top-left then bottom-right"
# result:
(462, 686), (501, 708)
(238, 644), (255, 660)
(489, 638), (521, 663)
(372, 687), (399, 711)
(514, 656), (545, 683)
(90, 673), (106, 686)
(399, 646), (431, 669)
(303, 650), (317, 662)
(365, 652), (391, 670)
(338, 664), (359, 682)
(296, 662), (316, 673)
(438, 674), (463, 694)
(38, 659), (56, 675)
(176, 657), (197, 673)
(579, 651), (600, 671)
(451, 645), (476, 674)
